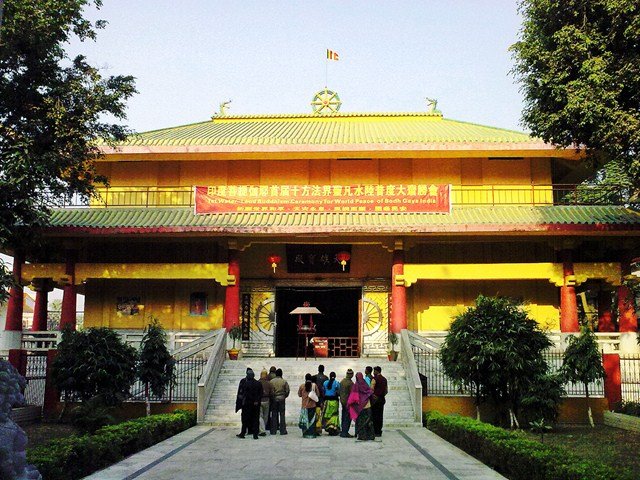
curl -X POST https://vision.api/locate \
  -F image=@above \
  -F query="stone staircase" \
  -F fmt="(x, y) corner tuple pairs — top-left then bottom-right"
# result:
(203, 357), (421, 428)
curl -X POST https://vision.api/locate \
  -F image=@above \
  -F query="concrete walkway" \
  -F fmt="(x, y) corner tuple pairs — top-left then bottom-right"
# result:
(84, 426), (505, 480)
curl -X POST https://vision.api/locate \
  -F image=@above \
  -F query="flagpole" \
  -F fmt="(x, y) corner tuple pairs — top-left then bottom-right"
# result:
(325, 55), (328, 88)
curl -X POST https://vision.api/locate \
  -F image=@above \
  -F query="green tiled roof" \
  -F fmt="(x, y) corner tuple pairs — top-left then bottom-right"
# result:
(112, 113), (538, 147)
(48, 206), (640, 234)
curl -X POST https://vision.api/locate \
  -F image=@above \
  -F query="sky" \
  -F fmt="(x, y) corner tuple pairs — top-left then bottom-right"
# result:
(3, 1), (529, 307)
(66, 0), (527, 133)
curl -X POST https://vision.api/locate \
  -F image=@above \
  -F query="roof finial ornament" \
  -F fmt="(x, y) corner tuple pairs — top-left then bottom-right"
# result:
(425, 97), (440, 114)
(219, 99), (232, 117)
(311, 88), (342, 115)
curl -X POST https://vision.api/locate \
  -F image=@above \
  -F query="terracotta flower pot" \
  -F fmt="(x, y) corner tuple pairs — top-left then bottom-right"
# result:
(227, 348), (240, 360)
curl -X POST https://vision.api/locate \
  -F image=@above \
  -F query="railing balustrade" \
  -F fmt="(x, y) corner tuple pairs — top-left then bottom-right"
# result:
(400, 329), (423, 423)
(620, 355), (640, 403)
(54, 184), (629, 209)
(407, 332), (605, 398)
(197, 329), (227, 423)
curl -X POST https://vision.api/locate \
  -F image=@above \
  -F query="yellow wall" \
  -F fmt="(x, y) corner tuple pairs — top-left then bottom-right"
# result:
(423, 396), (608, 424)
(410, 280), (559, 331)
(96, 157), (552, 188)
(84, 280), (225, 330)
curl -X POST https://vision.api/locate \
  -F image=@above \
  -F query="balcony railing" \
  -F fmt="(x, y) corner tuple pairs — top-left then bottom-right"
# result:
(55, 184), (628, 209)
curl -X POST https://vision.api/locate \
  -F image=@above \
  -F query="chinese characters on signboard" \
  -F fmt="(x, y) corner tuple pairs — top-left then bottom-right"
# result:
(286, 245), (351, 273)
(194, 184), (450, 214)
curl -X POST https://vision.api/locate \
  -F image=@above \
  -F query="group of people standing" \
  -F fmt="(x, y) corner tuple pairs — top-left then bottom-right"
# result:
(235, 364), (388, 441)
(235, 366), (290, 439)
(298, 365), (388, 441)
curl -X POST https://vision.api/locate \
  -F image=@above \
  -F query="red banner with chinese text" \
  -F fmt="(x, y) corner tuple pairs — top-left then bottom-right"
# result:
(194, 184), (451, 214)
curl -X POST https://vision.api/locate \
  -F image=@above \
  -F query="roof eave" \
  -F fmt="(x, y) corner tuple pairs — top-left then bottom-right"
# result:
(98, 142), (581, 161)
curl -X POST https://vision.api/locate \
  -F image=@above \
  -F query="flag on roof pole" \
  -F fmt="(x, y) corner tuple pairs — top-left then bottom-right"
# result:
(326, 49), (339, 61)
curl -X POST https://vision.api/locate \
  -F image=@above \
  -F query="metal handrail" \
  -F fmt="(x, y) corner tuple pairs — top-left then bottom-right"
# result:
(54, 183), (629, 208)
(196, 329), (227, 423)
(400, 329), (423, 423)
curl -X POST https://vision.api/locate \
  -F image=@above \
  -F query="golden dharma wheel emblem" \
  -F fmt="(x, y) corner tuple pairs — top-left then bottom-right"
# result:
(311, 88), (342, 115)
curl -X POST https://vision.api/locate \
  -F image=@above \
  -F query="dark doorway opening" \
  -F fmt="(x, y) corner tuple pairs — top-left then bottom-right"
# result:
(275, 287), (360, 357)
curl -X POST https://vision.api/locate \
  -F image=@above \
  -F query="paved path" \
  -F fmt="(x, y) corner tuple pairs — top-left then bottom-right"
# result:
(85, 426), (505, 480)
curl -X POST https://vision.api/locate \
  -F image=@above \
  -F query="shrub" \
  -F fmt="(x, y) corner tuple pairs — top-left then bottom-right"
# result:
(52, 327), (138, 406)
(27, 410), (196, 480)
(613, 401), (640, 418)
(440, 295), (555, 426)
(423, 411), (631, 480)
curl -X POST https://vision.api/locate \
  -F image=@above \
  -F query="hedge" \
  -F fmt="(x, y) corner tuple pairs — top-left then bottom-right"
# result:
(27, 410), (196, 480)
(424, 411), (632, 480)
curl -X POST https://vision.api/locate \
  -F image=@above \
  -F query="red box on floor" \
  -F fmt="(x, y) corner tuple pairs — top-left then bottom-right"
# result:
(312, 337), (328, 357)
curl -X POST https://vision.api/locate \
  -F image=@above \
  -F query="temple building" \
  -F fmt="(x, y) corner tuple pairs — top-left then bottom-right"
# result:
(2, 92), (639, 356)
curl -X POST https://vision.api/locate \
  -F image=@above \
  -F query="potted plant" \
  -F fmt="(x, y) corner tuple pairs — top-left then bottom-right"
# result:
(227, 325), (243, 360)
(387, 331), (399, 361)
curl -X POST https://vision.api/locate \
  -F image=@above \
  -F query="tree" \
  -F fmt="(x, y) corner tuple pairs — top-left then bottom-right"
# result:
(137, 318), (174, 416)
(511, 1), (640, 198)
(440, 295), (554, 427)
(0, 0), (136, 300)
(561, 325), (605, 427)
(52, 327), (137, 408)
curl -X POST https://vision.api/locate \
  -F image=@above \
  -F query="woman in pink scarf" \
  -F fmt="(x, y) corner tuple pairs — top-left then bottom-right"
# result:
(347, 372), (375, 440)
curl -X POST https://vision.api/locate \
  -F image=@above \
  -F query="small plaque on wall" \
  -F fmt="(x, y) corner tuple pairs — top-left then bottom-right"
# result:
(189, 292), (208, 316)
(286, 245), (351, 273)
(116, 296), (142, 316)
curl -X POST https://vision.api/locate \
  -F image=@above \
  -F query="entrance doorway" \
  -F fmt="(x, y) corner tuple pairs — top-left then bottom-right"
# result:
(274, 287), (360, 357)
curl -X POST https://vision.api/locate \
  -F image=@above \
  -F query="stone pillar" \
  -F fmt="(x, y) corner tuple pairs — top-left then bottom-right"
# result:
(602, 353), (622, 409)
(391, 249), (407, 333)
(560, 249), (579, 332)
(224, 248), (240, 330)
(31, 280), (52, 331)
(2, 251), (25, 350)
(60, 249), (77, 330)
(597, 290), (615, 332)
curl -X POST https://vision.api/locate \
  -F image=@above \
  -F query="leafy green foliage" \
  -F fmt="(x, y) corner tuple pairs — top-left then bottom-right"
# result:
(529, 418), (552, 443)
(562, 326), (605, 389)
(424, 411), (633, 480)
(137, 318), (174, 399)
(520, 372), (565, 426)
(228, 325), (242, 349)
(613, 400), (640, 418)
(27, 410), (196, 480)
(0, 0), (136, 295)
(52, 327), (137, 406)
(440, 295), (554, 425)
(69, 396), (116, 433)
(512, 0), (640, 199)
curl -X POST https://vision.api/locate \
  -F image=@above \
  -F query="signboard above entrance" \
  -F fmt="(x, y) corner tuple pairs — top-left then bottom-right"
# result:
(194, 184), (451, 214)
(286, 245), (351, 273)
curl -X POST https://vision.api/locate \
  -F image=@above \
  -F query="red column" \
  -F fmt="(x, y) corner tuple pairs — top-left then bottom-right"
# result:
(32, 282), (51, 331)
(602, 353), (622, 409)
(5, 251), (25, 332)
(60, 249), (77, 330)
(391, 249), (407, 333)
(597, 290), (615, 332)
(43, 349), (59, 417)
(618, 257), (638, 332)
(560, 249), (579, 332)
(224, 248), (240, 330)
(8, 349), (28, 377)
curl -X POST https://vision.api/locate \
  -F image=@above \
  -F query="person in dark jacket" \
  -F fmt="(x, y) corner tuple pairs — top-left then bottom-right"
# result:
(236, 368), (263, 439)
(371, 366), (388, 436)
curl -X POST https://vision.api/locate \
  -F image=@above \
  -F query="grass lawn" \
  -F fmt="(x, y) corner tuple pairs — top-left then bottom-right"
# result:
(520, 424), (640, 478)
(23, 421), (82, 449)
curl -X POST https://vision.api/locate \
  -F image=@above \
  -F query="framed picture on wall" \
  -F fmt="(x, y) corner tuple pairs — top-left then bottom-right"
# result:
(190, 292), (208, 316)
(116, 296), (141, 316)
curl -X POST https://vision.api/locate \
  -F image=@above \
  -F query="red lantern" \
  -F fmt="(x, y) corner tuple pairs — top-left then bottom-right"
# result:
(267, 254), (282, 273)
(336, 251), (351, 271)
